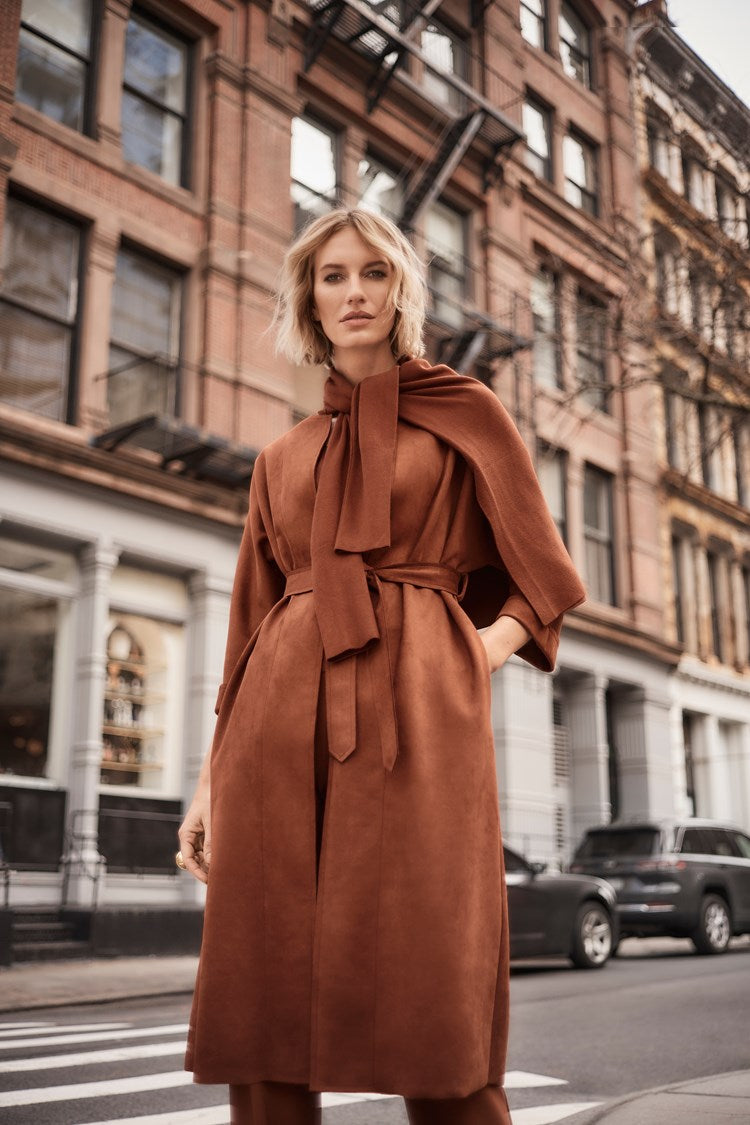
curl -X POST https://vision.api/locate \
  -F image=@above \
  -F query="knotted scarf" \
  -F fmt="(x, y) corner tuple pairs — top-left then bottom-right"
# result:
(311, 355), (585, 668)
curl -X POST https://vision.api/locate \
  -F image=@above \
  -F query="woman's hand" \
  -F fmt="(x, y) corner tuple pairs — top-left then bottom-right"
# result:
(478, 615), (531, 675)
(178, 779), (211, 885)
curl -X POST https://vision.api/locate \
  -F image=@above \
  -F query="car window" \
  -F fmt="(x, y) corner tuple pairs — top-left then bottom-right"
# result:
(503, 847), (531, 875)
(729, 831), (750, 860)
(574, 828), (659, 859)
(701, 828), (737, 857)
(679, 827), (709, 854)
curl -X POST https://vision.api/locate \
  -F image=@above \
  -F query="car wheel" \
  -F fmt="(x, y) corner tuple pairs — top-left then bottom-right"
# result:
(691, 894), (731, 955)
(570, 901), (613, 969)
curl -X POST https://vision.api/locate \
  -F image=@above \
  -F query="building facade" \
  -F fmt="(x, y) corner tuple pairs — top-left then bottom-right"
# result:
(633, 1), (750, 832)
(1, 0), (745, 938)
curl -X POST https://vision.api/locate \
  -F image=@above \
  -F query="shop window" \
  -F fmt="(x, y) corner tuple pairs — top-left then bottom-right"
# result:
(107, 247), (182, 427)
(575, 291), (609, 411)
(122, 10), (191, 187)
(531, 269), (561, 387)
(537, 446), (567, 545)
(16, 0), (94, 132)
(102, 619), (167, 788)
(291, 116), (339, 233)
(0, 197), (81, 423)
(559, 2), (592, 88)
(358, 155), (404, 221)
(583, 464), (615, 605)
(523, 97), (553, 182)
(424, 201), (467, 330)
(520, 0), (547, 50)
(564, 132), (598, 216)
(420, 21), (467, 112)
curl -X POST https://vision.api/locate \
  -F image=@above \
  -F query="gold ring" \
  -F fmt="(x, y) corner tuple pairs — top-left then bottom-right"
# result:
(175, 850), (187, 870)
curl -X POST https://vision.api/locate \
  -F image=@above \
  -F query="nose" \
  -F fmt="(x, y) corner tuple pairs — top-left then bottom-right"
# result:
(345, 275), (366, 303)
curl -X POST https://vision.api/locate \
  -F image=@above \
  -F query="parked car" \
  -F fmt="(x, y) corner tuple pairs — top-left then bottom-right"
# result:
(569, 818), (750, 955)
(503, 844), (617, 969)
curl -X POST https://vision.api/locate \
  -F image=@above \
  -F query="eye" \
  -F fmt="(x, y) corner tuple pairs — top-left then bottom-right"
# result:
(366, 269), (388, 279)
(323, 272), (344, 282)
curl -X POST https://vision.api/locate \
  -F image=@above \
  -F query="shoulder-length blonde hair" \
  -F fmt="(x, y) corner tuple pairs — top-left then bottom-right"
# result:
(273, 208), (427, 366)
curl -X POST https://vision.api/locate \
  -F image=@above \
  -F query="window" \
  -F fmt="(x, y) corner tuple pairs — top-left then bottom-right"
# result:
(681, 145), (709, 213)
(583, 464), (615, 605)
(715, 176), (742, 241)
(729, 830), (750, 860)
(576, 291), (608, 411)
(682, 713), (696, 816)
(358, 155), (403, 221)
(671, 534), (685, 645)
(291, 116), (338, 233)
(679, 826), (707, 855)
(520, 0), (547, 49)
(122, 11), (190, 187)
(564, 132), (598, 216)
(738, 421), (750, 507)
(523, 97), (552, 181)
(646, 107), (671, 179)
(559, 2), (592, 88)
(653, 229), (679, 317)
(706, 548), (725, 661)
(701, 828), (736, 857)
(531, 270), (560, 387)
(16, 0), (94, 132)
(688, 262), (713, 343)
(0, 197), (81, 423)
(0, 539), (72, 781)
(742, 564), (750, 665)
(425, 201), (467, 330)
(537, 447), (567, 545)
(663, 383), (690, 473)
(420, 21), (467, 112)
(698, 404), (721, 491)
(108, 247), (182, 427)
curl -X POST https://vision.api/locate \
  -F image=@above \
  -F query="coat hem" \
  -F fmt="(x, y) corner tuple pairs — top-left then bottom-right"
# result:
(189, 1065), (503, 1100)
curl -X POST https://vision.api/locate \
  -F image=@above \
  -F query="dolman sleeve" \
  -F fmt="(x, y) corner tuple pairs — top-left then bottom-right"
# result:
(214, 450), (285, 714)
(495, 578), (567, 675)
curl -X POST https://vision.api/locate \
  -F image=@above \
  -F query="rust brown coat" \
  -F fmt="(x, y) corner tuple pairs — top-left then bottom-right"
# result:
(186, 360), (585, 1098)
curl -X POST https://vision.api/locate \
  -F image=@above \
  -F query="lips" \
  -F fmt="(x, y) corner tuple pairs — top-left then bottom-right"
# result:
(341, 312), (373, 322)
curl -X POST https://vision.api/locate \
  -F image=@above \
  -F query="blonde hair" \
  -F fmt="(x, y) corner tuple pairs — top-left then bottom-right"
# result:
(273, 208), (427, 366)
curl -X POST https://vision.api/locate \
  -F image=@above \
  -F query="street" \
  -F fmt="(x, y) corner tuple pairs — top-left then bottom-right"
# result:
(0, 938), (748, 1124)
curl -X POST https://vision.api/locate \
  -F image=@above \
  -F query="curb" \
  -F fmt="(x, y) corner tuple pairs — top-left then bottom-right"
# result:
(561, 1070), (750, 1124)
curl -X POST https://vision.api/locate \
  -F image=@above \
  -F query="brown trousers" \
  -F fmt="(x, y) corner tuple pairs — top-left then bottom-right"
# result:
(229, 1081), (512, 1124)
(228, 672), (512, 1124)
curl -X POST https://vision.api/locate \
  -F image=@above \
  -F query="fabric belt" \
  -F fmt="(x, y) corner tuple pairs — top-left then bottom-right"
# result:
(284, 563), (467, 772)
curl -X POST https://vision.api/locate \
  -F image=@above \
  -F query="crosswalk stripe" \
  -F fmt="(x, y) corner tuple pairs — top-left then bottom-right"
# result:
(512, 1102), (602, 1124)
(0, 1069), (193, 1107)
(85, 1109), (229, 1125)
(0, 1022), (127, 1040)
(0, 1039), (186, 1073)
(0, 1023), (189, 1051)
(0, 1022), (51, 1031)
(322, 1092), (397, 1106)
(506, 1071), (568, 1089)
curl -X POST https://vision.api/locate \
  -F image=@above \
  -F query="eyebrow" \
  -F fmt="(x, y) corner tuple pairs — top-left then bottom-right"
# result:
(317, 259), (390, 271)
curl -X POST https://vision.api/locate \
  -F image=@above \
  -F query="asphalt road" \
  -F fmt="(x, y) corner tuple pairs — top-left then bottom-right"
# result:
(0, 936), (748, 1124)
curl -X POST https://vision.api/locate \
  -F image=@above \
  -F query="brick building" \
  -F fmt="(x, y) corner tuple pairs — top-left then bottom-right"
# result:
(0, 0), (741, 952)
(633, 1), (750, 829)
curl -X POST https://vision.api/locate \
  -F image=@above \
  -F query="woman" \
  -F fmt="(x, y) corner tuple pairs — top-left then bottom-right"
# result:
(179, 208), (586, 1125)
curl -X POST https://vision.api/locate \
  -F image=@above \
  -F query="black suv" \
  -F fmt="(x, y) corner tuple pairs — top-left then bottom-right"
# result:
(569, 818), (750, 954)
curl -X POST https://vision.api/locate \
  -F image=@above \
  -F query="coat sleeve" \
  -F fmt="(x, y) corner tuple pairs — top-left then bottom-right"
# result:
(214, 450), (286, 714)
(495, 578), (565, 674)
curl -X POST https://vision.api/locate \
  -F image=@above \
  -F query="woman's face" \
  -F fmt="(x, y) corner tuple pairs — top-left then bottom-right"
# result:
(312, 226), (396, 359)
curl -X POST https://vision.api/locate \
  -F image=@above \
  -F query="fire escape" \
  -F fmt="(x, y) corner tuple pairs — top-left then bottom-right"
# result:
(305, 0), (531, 372)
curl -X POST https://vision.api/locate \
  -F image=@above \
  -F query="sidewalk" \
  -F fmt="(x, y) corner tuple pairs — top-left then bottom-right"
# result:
(564, 1071), (750, 1123)
(0, 954), (198, 1012)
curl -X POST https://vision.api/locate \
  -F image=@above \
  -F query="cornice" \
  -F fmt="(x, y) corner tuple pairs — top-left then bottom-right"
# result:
(662, 470), (750, 533)
(566, 605), (683, 667)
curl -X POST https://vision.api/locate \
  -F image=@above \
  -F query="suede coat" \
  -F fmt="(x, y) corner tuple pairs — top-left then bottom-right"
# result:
(186, 358), (586, 1098)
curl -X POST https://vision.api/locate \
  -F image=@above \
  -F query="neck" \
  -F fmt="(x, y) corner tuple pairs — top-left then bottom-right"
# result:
(330, 342), (396, 385)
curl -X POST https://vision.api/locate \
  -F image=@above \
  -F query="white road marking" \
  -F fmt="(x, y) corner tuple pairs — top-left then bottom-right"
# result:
(512, 1103), (602, 1124)
(86, 1109), (229, 1125)
(0, 1069), (193, 1107)
(0, 1021), (127, 1039)
(506, 1071), (568, 1088)
(0, 1023), (188, 1051)
(0, 1039), (186, 1072)
(321, 1091), (397, 1106)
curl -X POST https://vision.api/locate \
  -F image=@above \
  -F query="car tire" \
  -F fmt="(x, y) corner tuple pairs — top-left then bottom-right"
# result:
(570, 901), (614, 969)
(691, 894), (731, 955)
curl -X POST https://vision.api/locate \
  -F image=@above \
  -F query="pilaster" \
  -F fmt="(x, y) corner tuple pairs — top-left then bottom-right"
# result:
(566, 673), (611, 842)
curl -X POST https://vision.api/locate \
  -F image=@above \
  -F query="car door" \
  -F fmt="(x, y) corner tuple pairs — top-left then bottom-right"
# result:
(701, 827), (745, 926)
(503, 846), (548, 957)
(726, 829), (750, 929)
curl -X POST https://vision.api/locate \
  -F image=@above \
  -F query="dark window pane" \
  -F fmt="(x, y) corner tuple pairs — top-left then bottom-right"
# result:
(16, 29), (86, 129)
(0, 304), (71, 420)
(122, 13), (188, 187)
(702, 828), (735, 857)
(124, 15), (187, 110)
(1, 199), (80, 320)
(730, 831), (750, 860)
(679, 827), (708, 854)
(0, 589), (58, 780)
(575, 829), (660, 859)
(121, 89), (183, 184)
(503, 847), (530, 874)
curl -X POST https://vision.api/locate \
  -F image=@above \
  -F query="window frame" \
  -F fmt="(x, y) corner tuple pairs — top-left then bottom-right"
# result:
(705, 547), (725, 662)
(419, 16), (469, 113)
(16, 0), (100, 136)
(523, 94), (553, 182)
(583, 463), (616, 606)
(563, 130), (599, 217)
(575, 288), (609, 412)
(424, 198), (470, 329)
(520, 0), (548, 51)
(0, 193), (85, 425)
(357, 152), (404, 222)
(537, 443), (568, 546)
(559, 1), (593, 90)
(531, 267), (562, 388)
(290, 113), (340, 234)
(121, 6), (194, 189)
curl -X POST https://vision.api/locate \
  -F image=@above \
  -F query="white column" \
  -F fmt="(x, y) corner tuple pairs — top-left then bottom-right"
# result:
(66, 541), (120, 906)
(667, 139), (684, 195)
(611, 685), (675, 818)
(566, 673), (611, 845)
(669, 701), (693, 819)
(692, 713), (731, 819)
(492, 658), (555, 862)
